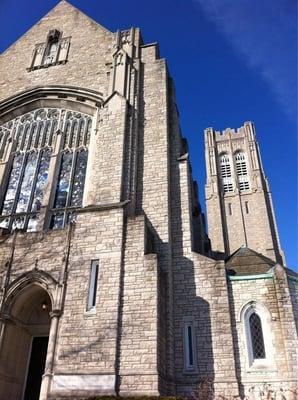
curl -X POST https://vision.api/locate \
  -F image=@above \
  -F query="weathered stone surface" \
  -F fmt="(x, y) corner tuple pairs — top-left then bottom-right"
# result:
(0, 2), (296, 400)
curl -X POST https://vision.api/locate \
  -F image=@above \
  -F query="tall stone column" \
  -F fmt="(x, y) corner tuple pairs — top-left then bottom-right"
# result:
(39, 310), (61, 400)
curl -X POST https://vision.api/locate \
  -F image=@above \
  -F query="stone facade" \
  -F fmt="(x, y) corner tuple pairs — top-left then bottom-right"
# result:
(0, 2), (297, 400)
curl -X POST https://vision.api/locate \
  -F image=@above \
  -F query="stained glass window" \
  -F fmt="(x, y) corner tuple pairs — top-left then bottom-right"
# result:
(16, 152), (38, 213)
(51, 149), (88, 229)
(2, 154), (24, 216)
(31, 149), (51, 211)
(50, 111), (91, 229)
(71, 150), (88, 206)
(0, 108), (92, 232)
(54, 152), (73, 209)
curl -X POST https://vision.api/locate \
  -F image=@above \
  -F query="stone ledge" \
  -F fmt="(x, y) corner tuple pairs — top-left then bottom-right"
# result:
(51, 374), (116, 396)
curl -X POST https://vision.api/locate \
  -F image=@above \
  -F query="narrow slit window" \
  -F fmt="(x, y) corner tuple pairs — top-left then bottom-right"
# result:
(87, 260), (99, 311)
(245, 201), (249, 214)
(184, 322), (196, 371)
(188, 326), (194, 366)
(228, 203), (232, 215)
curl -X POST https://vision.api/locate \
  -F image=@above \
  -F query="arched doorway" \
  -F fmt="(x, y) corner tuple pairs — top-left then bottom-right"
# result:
(0, 284), (52, 400)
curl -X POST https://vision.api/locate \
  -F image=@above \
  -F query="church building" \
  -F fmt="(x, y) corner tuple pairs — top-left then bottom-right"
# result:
(0, 2), (297, 399)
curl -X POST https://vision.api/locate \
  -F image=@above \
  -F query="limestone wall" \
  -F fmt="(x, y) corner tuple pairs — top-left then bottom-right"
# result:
(228, 274), (298, 395)
(0, 1), (115, 102)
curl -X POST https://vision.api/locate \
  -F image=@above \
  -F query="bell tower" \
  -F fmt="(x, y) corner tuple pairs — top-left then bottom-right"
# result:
(204, 121), (285, 265)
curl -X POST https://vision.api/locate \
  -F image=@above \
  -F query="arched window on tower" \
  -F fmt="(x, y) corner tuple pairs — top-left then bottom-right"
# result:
(235, 151), (249, 192)
(219, 153), (233, 193)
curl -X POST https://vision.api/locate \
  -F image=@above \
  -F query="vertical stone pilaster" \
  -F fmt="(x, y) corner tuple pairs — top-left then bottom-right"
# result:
(40, 310), (61, 400)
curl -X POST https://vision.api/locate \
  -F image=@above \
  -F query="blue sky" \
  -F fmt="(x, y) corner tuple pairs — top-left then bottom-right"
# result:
(0, 0), (297, 268)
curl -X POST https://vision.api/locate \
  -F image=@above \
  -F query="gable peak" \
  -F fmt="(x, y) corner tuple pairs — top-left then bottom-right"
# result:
(47, 0), (112, 33)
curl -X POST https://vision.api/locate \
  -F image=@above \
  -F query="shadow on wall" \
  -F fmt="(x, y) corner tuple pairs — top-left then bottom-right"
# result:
(167, 76), (215, 396)
(132, 61), (216, 395)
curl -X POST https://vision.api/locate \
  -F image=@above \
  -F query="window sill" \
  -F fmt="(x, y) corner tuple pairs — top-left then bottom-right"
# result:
(183, 368), (198, 375)
(246, 369), (277, 374)
(84, 308), (96, 317)
(246, 360), (276, 373)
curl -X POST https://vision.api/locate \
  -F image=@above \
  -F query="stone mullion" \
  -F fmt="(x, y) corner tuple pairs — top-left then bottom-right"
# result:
(63, 150), (77, 225)
(24, 149), (43, 229)
(41, 128), (64, 229)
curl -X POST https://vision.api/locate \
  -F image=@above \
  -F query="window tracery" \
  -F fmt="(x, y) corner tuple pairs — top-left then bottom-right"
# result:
(0, 108), (93, 232)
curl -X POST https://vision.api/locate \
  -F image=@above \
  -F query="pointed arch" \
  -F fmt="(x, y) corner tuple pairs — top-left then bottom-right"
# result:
(239, 301), (274, 368)
(0, 87), (99, 232)
(3, 269), (60, 315)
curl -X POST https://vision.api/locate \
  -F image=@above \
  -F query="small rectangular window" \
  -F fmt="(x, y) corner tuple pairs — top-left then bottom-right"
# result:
(245, 201), (249, 214)
(183, 322), (196, 371)
(87, 260), (99, 311)
(187, 326), (194, 366)
(228, 203), (232, 215)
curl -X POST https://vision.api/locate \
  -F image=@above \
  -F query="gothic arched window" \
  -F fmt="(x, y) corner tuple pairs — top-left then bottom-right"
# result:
(235, 151), (249, 192)
(249, 313), (266, 359)
(241, 302), (273, 368)
(219, 153), (233, 193)
(0, 108), (93, 232)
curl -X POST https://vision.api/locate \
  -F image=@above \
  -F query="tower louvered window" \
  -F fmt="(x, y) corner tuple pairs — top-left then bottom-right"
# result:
(249, 313), (266, 359)
(0, 108), (92, 232)
(219, 154), (233, 193)
(235, 152), (249, 192)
